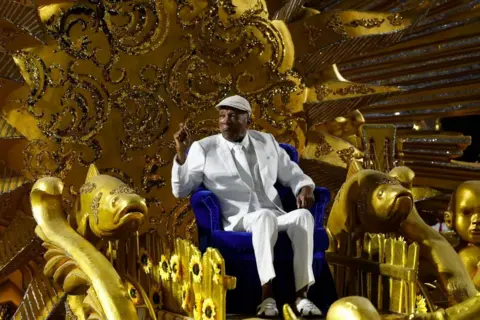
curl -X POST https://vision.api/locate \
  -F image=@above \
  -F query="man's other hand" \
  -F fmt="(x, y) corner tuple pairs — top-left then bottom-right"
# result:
(174, 122), (191, 165)
(296, 186), (314, 209)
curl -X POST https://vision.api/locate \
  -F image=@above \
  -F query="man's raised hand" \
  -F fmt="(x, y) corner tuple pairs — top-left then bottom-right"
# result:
(174, 122), (191, 165)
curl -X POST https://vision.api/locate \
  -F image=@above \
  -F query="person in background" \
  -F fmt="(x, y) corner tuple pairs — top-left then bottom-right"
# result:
(171, 95), (322, 317)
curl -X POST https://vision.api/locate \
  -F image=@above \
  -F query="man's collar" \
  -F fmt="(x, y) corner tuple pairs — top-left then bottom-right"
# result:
(221, 132), (250, 150)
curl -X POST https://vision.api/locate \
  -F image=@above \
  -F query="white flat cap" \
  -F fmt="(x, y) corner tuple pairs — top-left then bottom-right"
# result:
(215, 95), (251, 115)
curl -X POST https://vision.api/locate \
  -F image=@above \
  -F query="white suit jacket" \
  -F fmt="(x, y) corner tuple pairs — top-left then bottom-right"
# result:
(171, 130), (315, 230)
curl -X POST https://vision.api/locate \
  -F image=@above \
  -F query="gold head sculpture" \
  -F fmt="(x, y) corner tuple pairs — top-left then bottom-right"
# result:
(390, 166), (415, 190)
(327, 169), (413, 245)
(73, 164), (147, 240)
(283, 296), (382, 320)
(444, 181), (480, 289)
(30, 164), (148, 319)
(326, 296), (382, 320)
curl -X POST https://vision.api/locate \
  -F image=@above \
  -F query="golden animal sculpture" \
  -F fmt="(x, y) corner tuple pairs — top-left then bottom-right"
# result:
(444, 181), (480, 289)
(327, 169), (414, 243)
(31, 164), (147, 319)
(325, 165), (480, 319)
(328, 166), (477, 305)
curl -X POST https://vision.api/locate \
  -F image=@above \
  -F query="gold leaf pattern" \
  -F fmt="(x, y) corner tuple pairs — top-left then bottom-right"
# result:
(346, 18), (385, 29)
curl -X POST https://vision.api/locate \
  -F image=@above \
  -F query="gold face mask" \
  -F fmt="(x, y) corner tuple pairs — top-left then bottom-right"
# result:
(445, 181), (480, 245)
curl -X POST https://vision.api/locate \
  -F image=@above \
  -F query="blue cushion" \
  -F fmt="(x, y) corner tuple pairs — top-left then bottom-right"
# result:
(210, 228), (329, 258)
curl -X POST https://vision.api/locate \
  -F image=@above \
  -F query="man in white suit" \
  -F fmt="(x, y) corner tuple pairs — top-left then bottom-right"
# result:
(171, 95), (322, 317)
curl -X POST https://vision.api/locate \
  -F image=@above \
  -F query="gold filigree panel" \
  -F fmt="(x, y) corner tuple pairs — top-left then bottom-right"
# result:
(1, 0), (308, 241)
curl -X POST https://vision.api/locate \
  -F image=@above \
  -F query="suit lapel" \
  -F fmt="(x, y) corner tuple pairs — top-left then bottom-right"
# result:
(249, 133), (269, 187)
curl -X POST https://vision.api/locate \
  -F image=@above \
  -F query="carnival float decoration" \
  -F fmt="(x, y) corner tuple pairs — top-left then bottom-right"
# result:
(1, 0), (480, 318)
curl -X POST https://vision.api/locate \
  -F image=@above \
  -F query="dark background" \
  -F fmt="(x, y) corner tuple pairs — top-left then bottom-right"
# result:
(442, 115), (480, 163)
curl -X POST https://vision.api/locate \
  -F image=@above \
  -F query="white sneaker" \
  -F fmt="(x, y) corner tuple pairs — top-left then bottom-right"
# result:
(296, 298), (322, 317)
(256, 297), (279, 317)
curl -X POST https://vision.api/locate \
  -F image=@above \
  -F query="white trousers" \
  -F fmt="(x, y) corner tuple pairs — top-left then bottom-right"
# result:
(233, 208), (315, 291)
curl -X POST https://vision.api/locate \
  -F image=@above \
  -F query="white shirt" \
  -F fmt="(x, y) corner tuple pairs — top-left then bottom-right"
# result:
(222, 134), (281, 213)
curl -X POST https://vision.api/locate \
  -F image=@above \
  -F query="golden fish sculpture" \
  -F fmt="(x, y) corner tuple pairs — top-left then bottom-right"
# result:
(31, 164), (148, 319)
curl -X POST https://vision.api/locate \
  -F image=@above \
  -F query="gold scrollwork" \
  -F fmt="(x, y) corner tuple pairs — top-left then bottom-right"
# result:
(90, 192), (103, 224)
(303, 22), (322, 47)
(315, 84), (376, 101)
(23, 139), (74, 180)
(346, 18), (385, 29)
(327, 14), (348, 38)
(11, 0), (307, 258)
(315, 135), (334, 157)
(109, 185), (136, 195)
(103, 0), (170, 56)
(388, 13), (404, 26)
(80, 182), (96, 194)
(164, 44), (232, 116)
(337, 147), (355, 165)
(335, 85), (376, 96)
(111, 85), (170, 162)
(175, 0), (286, 70)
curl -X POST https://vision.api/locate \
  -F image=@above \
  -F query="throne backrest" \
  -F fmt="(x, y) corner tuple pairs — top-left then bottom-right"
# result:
(275, 143), (299, 212)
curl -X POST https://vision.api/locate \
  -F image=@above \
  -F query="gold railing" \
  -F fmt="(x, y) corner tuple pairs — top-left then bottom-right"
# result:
(158, 238), (236, 320)
(327, 233), (419, 315)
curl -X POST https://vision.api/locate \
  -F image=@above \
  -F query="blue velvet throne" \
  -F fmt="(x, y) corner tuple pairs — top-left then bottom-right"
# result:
(190, 143), (337, 314)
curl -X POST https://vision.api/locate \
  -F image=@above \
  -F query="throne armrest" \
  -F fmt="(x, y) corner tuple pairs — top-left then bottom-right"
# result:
(312, 187), (330, 229)
(190, 186), (222, 233)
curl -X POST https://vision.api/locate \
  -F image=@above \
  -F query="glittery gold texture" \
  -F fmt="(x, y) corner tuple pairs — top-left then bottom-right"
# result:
(3, 0), (307, 244)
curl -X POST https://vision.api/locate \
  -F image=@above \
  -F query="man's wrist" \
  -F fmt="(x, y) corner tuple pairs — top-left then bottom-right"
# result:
(176, 153), (187, 165)
(301, 185), (314, 194)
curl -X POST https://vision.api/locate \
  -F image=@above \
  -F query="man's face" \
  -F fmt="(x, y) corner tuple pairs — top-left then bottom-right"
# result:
(218, 107), (249, 142)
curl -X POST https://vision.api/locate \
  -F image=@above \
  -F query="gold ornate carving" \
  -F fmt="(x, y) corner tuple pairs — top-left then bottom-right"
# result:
(336, 84), (376, 96)
(303, 22), (322, 47)
(346, 18), (385, 29)
(337, 147), (355, 165)
(90, 192), (102, 224)
(315, 140), (334, 157)
(4, 0), (307, 250)
(315, 84), (376, 101)
(361, 124), (397, 173)
(79, 182), (96, 194)
(315, 85), (330, 101)
(327, 14), (348, 38)
(388, 13), (404, 26)
(109, 185), (136, 195)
